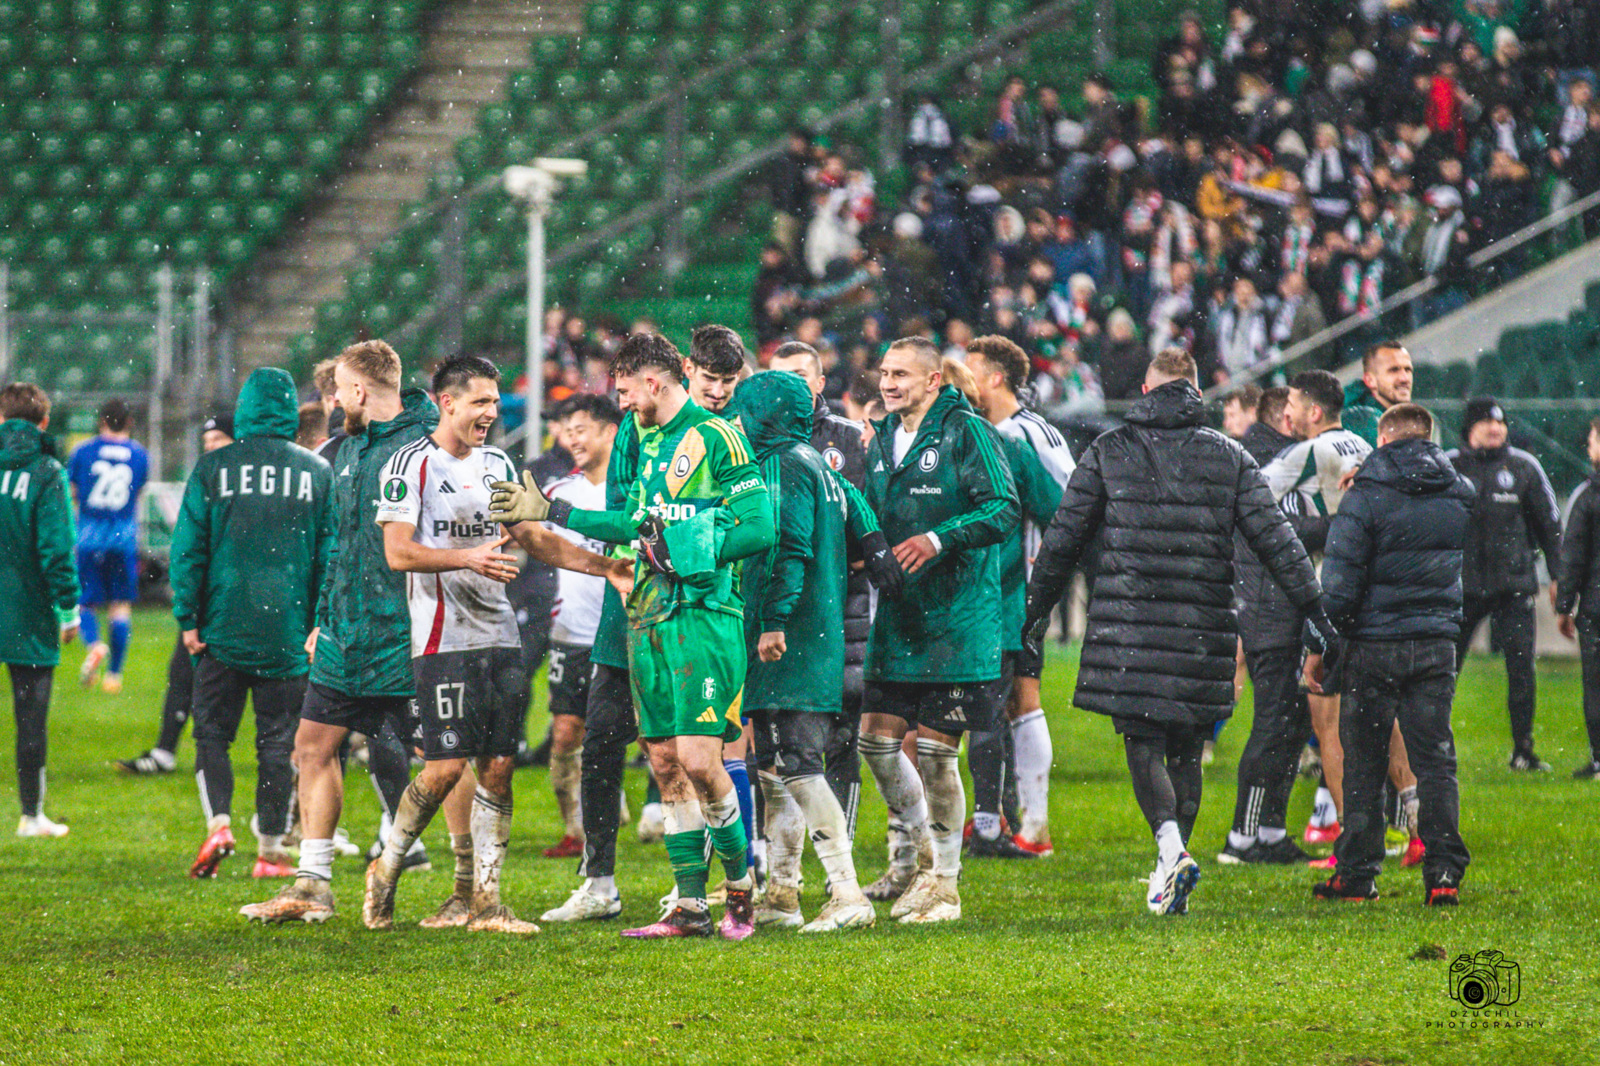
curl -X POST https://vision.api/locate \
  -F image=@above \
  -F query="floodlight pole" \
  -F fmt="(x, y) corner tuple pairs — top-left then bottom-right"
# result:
(522, 181), (549, 460)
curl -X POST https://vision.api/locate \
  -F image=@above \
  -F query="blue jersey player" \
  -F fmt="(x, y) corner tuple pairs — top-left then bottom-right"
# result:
(68, 399), (149, 694)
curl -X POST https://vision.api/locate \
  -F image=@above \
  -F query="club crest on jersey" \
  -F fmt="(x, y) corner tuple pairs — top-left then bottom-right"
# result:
(1497, 469), (1515, 490)
(702, 677), (716, 701)
(440, 730), (460, 750)
(666, 431), (706, 496)
(382, 477), (407, 502)
(824, 447), (845, 471)
(919, 448), (939, 472)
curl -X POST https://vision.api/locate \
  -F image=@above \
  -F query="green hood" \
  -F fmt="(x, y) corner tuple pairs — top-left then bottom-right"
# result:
(235, 367), (299, 441)
(731, 371), (813, 460)
(0, 418), (53, 470)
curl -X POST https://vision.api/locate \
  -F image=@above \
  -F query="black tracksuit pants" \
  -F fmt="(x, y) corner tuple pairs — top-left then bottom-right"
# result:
(579, 663), (636, 880)
(191, 656), (304, 835)
(1231, 645), (1311, 836)
(7, 663), (52, 817)
(1578, 617), (1600, 760)
(1334, 638), (1470, 887)
(156, 634), (194, 754)
(1455, 592), (1537, 748)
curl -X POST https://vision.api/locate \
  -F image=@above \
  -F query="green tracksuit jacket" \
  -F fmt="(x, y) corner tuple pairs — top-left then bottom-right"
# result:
(590, 412), (640, 670)
(312, 387), (439, 697)
(863, 385), (1019, 683)
(734, 372), (880, 715)
(0, 419), (79, 666)
(170, 368), (334, 679)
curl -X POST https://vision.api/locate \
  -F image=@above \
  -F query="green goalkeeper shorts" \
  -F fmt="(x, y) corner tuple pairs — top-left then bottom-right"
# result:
(627, 608), (745, 742)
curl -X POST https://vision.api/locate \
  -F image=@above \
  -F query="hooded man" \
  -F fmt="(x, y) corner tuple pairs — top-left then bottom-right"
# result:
(731, 371), (898, 933)
(171, 368), (335, 880)
(0, 383), (80, 838)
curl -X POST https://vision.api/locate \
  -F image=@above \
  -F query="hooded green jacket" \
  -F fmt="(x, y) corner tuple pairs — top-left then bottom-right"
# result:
(312, 387), (439, 697)
(0, 419), (79, 666)
(998, 433), (1067, 652)
(864, 385), (1018, 683)
(170, 368), (333, 678)
(733, 372), (880, 714)
(1342, 380), (1384, 448)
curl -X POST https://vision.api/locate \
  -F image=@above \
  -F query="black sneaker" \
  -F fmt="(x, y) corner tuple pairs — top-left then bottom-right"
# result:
(1573, 759), (1600, 780)
(1312, 874), (1378, 901)
(1215, 839), (1254, 865)
(621, 904), (715, 939)
(1251, 836), (1311, 865)
(1424, 870), (1462, 907)
(966, 832), (1041, 859)
(1509, 748), (1552, 772)
(114, 750), (174, 775)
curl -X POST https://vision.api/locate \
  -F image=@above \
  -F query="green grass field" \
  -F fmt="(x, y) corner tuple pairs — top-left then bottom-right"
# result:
(1, 609), (1596, 1065)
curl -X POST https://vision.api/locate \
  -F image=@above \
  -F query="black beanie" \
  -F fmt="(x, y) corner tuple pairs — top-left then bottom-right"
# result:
(201, 412), (234, 439)
(1461, 396), (1505, 440)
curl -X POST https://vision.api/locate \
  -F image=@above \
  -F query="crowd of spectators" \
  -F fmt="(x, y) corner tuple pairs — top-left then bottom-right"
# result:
(751, 0), (1600, 418)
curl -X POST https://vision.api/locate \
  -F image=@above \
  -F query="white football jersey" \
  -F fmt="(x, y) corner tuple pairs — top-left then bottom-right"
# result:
(374, 438), (521, 657)
(998, 408), (1075, 575)
(1260, 427), (1371, 516)
(545, 471), (609, 646)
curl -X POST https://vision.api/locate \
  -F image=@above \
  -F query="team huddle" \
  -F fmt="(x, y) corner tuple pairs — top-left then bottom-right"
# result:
(1, 322), (1518, 931)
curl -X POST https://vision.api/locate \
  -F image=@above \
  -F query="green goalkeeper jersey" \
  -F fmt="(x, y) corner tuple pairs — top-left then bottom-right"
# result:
(566, 398), (773, 627)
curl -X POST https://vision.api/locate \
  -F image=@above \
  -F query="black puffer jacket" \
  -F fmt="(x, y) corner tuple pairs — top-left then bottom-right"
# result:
(1447, 443), (1562, 598)
(1556, 469), (1600, 619)
(811, 397), (869, 699)
(1321, 438), (1476, 641)
(1234, 421), (1330, 652)
(1025, 380), (1321, 726)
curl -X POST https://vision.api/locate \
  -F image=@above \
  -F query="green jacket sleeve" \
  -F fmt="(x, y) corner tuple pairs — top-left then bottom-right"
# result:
(1006, 436), (1065, 528)
(37, 466), (79, 625)
(759, 455), (815, 633)
(715, 485), (775, 563)
(311, 467), (334, 621)
(833, 469), (882, 549)
(169, 468), (211, 631)
(930, 413), (1018, 552)
(566, 506), (642, 546)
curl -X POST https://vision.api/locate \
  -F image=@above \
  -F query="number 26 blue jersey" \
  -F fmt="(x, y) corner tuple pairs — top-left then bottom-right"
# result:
(68, 436), (149, 552)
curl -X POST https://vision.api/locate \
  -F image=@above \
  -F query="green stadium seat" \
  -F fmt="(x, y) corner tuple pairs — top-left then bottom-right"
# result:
(292, 0), (335, 32)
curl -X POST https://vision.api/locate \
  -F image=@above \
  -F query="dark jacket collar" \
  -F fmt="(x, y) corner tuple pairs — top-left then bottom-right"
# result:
(1124, 379), (1205, 429)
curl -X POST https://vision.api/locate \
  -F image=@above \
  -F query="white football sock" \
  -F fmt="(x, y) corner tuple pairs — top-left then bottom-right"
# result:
(1009, 709), (1052, 837)
(757, 771), (804, 888)
(1257, 826), (1287, 844)
(1228, 830), (1255, 851)
(1155, 820), (1184, 868)
(859, 732), (929, 870)
(972, 811), (1002, 841)
(785, 772), (861, 897)
(449, 832), (474, 898)
(550, 749), (584, 837)
(584, 875), (617, 898)
(296, 837), (336, 882)
(1311, 787), (1337, 827)
(470, 788), (513, 909)
(378, 777), (445, 882)
(915, 736), (964, 879)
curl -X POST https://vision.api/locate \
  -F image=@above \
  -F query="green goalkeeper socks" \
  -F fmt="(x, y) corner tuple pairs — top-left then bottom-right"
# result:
(703, 787), (749, 883)
(664, 829), (710, 901)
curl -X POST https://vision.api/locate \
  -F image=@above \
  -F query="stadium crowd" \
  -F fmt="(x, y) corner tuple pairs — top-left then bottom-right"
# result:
(752, 0), (1600, 415)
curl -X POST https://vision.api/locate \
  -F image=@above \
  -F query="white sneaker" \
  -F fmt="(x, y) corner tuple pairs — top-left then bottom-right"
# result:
(1148, 852), (1200, 915)
(17, 814), (69, 838)
(801, 894), (876, 933)
(888, 870), (938, 920)
(540, 882), (623, 922)
(331, 827), (360, 857)
(754, 882), (804, 927)
(636, 802), (665, 844)
(899, 875), (960, 924)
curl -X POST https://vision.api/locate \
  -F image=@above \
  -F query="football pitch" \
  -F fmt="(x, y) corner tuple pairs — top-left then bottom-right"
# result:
(0, 609), (1595, 1065)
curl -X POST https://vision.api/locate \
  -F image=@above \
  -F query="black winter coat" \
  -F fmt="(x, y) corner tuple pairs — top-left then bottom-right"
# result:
(1556, 470), (1600, 619)
(1234, 421), (1330, 652)
(1447, 444), (1562, 598)
(811, 397), (870, 698)
(1321, 438), (1476, 642)
(1025, 380), (1321, 726)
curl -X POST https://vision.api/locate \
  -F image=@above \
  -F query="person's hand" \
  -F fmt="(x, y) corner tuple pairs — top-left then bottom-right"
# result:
(1338, 465), (1361, 493)
(606, 558), (635, 598)
(1303, 652), (1326, 695)
(305, 626), (320, 664)
(860, 529), (904, 599)
(60, 623), (79, 646)
(1550, 581), (1560, 610)
(758, 631), (787, 662)
(1559, 613), (1578, 641)
(488, 471), (569, 525)
(182, 628), (207, 655)
(462, 533), (519, 583)
(636, 516), (677, 576)
(892, 534), (939, 575)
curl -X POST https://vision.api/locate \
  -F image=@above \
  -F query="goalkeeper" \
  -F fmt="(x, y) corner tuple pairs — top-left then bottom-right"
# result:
(489, 332), (775, 941)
